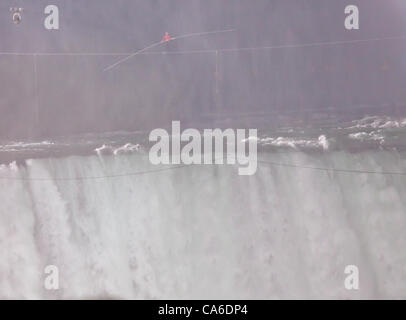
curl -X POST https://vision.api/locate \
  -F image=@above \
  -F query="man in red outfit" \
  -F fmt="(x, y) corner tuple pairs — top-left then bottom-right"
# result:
(162, 32), (174, 43)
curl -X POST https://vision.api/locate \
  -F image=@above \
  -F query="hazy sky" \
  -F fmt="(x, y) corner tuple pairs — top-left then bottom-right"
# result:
(1, 0), (406, 138)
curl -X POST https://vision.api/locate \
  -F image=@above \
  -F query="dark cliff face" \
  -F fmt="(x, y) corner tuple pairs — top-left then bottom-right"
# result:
(1, 0), (406, 139)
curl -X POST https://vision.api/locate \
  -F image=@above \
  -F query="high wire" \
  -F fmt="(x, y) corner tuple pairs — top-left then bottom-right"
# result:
(102, 29), (236, 71)
(1, 155), (406, 181)
(0, 34), (405, 57)
(0, 164), (189, 181)
(257, 159), (406, 176)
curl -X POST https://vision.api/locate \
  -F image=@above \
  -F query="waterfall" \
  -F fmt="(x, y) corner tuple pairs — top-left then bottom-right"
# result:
(1, 151), (406, 299)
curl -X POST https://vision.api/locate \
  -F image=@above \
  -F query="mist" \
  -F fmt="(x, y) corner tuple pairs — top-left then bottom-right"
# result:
(0, 0), (406, 138)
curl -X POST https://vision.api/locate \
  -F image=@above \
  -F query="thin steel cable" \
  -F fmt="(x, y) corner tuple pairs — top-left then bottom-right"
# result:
(102, 29), (235, 71)
(0, 34), (404, 57)
(1, 154), (406, 181)
(0, 154), (231, 181)
(257, 159), (406, 176)
(0, 164), (189, 181)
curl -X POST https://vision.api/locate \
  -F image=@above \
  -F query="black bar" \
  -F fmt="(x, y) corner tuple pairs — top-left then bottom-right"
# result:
(1, 300), (404, 319)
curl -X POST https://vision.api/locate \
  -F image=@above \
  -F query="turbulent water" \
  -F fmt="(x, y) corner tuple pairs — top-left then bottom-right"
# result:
(1, 116), (406, 299)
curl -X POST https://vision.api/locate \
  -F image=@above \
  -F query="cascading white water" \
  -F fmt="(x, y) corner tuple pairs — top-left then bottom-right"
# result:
(1, 151), (406, 299)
